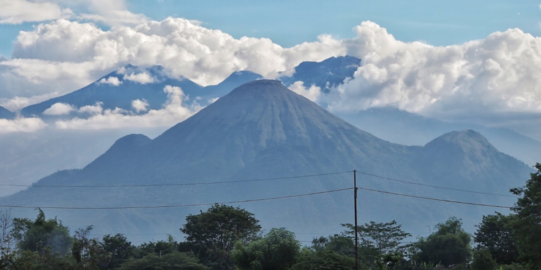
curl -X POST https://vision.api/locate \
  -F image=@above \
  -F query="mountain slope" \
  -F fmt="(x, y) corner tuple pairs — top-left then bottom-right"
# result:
(338, 107), (541, 165)
(19, 66), (261, 118)
(279, 56), (360, 91)
(0, 106), (14, 119)
(0, 80), (531, 243)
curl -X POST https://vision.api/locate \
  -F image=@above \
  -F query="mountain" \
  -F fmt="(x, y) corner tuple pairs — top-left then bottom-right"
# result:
(279, 55), (360, 91)
(0, 80), (531, 243)
(337, 107), (541, 166)
(19, 65), (261, 118)
(0, 106), (14, 119)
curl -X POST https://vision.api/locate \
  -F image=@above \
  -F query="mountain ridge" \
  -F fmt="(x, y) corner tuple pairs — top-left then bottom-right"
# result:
(0, 80), (531, 243)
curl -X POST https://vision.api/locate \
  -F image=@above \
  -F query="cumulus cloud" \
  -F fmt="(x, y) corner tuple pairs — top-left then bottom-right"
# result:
(2, 17), (343, 93)
(0, 117), (46, 133)
(76, 0), (148, 26)
(123, 72), (155, 84)
(3, 18), (541, 131)
(98, 76), (122, 86)
(289, 81), (321, 102)
(131, 99), (149, 112)
(0, 92), (60, 111)
(78, 102), (103, 114)
(0, 0), (72, 24)
(43, 102), (75, 115)
(326, 23), (541, 125)
(55, 85), (197, 130)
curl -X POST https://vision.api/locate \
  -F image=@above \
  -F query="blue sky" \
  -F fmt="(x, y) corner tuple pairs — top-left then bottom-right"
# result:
(1, 0), (540, 57)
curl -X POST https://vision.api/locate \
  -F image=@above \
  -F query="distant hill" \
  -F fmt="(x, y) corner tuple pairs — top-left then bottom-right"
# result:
(20, 65), (262, 118)
(338, 107), (541, 166)
(1, 80), (531, 243)
(0, 106), (14, 119)
(279, 55), (360, 91)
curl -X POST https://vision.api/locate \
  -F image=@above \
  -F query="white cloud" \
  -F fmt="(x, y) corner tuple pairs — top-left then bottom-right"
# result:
(55, 85), (197, 130)
(0, 0), (72, 24)
(325, 24), (541, 126)
(123, 72), (155, 84)
(98, 76), (122, 86)
(78, 102), (103, 114)
(0, 92), (60, 111)
(3, 18), (541, 132)
(289, 81), (321, 102)
(0, 117), (46, 133)
(131, 99), (149, 112)
(3, 17), (343, 93)
(43, 102), (75, 115)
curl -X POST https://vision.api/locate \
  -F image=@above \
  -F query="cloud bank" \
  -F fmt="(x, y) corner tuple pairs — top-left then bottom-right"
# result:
(0, 0), (72, 24)
(1, 17), (541, 133)
(0, 117), (46, 133)
(54, 85), (198, 130)
(326, 24), (541, 125)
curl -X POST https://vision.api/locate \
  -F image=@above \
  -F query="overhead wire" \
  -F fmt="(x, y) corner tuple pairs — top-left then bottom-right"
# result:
(355, 170), (517, 198)
(0, 187), (353, 210)
(0, 171), (351, 188)
(356, 186), (511, 209)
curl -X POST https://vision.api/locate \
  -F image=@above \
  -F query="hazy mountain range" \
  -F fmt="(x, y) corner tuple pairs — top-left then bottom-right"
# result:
(0, 80), (532, 243)
(0, 105), (14, 119)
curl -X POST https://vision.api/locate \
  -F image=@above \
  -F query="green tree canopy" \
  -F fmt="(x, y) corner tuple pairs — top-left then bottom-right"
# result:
(290, 248), (356, 270)
(119, 251), (209, 270)
(510, 163), (541, 268)
(471, 249), (497, 270)
(180, 204), (261, 269)
(231, 227), (300, 270)
(101, 233), (133, 269)
(415, 217), (472, 267)
(343, 220), (411, 267)
(12, 209), (72, 255)
(474, 212), (518, 265)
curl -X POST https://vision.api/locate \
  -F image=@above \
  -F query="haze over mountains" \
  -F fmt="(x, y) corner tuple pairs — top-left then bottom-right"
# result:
(0, 80), (532, 243)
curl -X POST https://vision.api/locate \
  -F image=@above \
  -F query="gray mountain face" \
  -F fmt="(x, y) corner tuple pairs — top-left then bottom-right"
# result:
(0, 106), (14, 119)
(0, 80), (532, 243)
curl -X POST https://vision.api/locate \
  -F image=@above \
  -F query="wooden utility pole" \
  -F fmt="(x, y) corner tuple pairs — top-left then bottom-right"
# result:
(354, 170), (358, 270)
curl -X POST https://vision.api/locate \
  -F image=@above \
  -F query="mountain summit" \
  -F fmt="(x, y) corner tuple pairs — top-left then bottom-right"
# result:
(1, 80), (531, 242)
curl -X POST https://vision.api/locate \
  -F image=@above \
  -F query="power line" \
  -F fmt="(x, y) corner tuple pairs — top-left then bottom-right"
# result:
(0, 171), (351, 188)
(0, 187), (352, 210)
(357, 186), (511, 209)
(355, 170), (516, 198)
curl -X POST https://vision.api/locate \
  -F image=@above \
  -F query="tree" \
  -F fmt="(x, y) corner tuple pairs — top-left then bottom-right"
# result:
(510, 163), (541, 269)
(71, 226), (111, 269)
(180, 204), (261, 269)
(11, 209), (73, 255)
(311, 234), (355, 257)
(343, 220), (411, 267)
(471, 249), (497, 270)
(474, 212), (518, 265)
(119, 251), (209, 270)
(231, 228), (300, 270)
(101, 233), (133, 269)
(290, 248), (356, 270)
(133, 235), (179, 259)
(415, 217), (472, 267)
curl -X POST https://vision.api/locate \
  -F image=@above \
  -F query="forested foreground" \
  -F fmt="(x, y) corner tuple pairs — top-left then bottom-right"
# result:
(1, 164), (541, 270)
